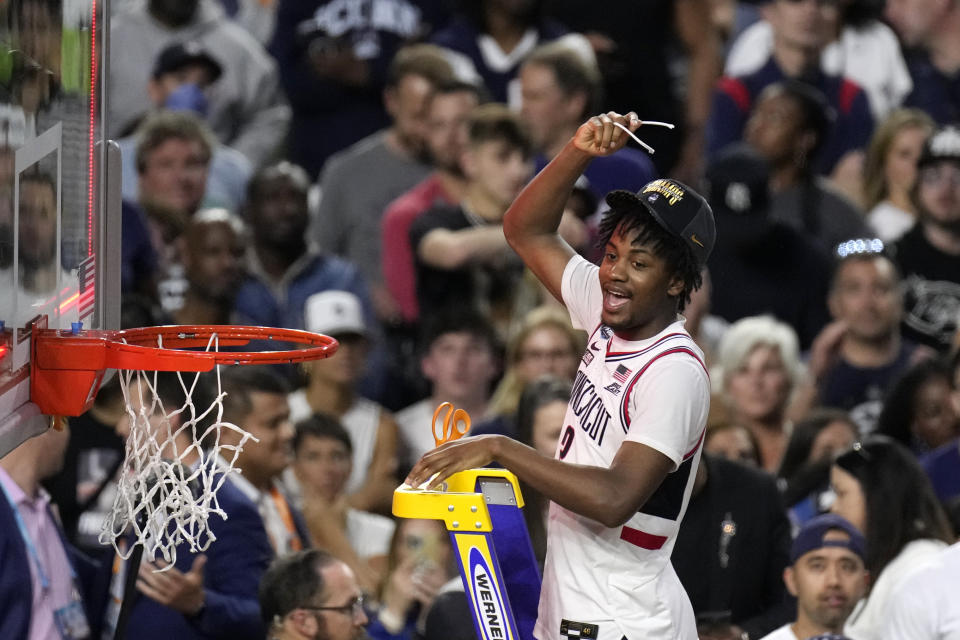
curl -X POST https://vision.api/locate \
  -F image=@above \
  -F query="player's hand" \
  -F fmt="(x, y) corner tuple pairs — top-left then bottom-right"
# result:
(573, 111), (641, 156)
(405, 435), (501, 490)
(137, 555), (207, 615)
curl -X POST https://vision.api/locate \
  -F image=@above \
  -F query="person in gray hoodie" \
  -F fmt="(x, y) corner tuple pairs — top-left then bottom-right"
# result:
(109, 0), (290, 168)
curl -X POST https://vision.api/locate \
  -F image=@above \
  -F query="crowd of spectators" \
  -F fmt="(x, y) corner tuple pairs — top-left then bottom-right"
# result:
(3, 0), (960, 638)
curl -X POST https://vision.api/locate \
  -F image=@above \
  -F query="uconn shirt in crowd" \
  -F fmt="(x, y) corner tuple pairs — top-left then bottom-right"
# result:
(535, 255), (710, 640)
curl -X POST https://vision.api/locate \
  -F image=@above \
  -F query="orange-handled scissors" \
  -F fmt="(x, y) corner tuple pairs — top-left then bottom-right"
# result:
(432, 402), (471, 447)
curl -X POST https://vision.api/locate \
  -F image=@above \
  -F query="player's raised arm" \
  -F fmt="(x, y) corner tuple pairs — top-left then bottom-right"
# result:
(503, 111), (642, 301)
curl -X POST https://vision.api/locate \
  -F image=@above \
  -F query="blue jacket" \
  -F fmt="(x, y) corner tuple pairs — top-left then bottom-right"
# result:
(0, 494), (102, 639)
(233, 251), (374, 333)
(120, 478), (275, 640)
(922, 440), (960, 504)
(268, 0), (450, 176)
(706, 57), (875, 174)
(232, 250), (392, 400)
(904, 50), (960, 126)
(430, 16), (568, 103)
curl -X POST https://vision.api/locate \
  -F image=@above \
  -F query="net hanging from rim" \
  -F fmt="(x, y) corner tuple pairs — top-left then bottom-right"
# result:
(102, 333), (253, 565)
(30, 324), (337, 568)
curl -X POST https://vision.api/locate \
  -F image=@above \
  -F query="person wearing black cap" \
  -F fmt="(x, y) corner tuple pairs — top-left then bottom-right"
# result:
(147, 41), (223, 115)
(109, 0), (289, 168)
(704, 143), (832, 349)
(759, 514), (867, 640)
(117, 41), (252, 214)
(891, 124), (960, 352)
(406, 112), (715, 639)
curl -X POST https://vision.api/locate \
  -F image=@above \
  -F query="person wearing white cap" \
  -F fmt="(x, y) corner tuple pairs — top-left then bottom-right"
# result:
(285, 290), (399, 516)
(891, 124), (960, 352)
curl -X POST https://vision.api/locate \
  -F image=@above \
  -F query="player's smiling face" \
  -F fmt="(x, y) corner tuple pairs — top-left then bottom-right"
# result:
(599, 223), (684, 341)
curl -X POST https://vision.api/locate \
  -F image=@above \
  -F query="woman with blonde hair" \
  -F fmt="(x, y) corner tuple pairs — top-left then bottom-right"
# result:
(470, 306), (584, 439)
(714, 315), (803, 473)
(863, 108), (935, 241)
(487, 306), (584, 418)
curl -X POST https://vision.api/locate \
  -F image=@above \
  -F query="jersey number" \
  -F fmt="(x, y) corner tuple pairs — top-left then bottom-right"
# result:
(558, 426), (574, 459)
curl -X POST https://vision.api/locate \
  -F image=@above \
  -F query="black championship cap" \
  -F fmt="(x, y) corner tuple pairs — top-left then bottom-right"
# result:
(606, 178), (716, 267)
(152, 41), (223, 82)
(918, 124), (960, 169)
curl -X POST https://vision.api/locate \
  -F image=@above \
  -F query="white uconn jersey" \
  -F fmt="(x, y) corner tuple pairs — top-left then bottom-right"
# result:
(534, 255), (710, 640)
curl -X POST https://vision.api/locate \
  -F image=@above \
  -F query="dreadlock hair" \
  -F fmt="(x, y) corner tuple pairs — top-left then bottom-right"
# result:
(596, 195), (703, 312)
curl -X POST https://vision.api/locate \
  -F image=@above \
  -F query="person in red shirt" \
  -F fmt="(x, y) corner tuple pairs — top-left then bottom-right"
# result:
(381, 79), (482, 324)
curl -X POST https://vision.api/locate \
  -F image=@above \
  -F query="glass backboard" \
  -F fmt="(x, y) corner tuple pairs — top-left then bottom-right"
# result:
(0, 0), (118, 457)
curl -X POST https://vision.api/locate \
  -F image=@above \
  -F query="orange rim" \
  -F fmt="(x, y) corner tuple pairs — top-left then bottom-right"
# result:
(111, 325), (339, 365)
(31, 325), (339, 416)
(34, 325), (339, 372)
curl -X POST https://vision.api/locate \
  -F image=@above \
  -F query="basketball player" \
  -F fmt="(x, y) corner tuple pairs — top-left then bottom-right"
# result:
(406, 112), (715, 639)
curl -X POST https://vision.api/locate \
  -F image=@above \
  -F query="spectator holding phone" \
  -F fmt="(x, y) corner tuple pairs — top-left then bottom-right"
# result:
(368, 518), (456, 640)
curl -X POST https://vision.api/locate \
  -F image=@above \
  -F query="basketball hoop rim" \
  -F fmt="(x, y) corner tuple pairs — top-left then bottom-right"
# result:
(113, 325), (339, 366)
(35, 324), (339, 371)
(29, 325), (339, 417)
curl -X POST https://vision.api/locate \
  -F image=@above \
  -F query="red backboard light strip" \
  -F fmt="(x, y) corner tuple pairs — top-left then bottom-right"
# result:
(87, 0), (98, 257)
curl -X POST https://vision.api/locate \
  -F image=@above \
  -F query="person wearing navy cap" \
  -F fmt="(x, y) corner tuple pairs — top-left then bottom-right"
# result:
(147, 41), (223, 118)
(759, 514), (867, 640)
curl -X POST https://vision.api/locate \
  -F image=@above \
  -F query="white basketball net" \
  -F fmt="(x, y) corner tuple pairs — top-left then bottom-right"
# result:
(100, 334), (258, 567)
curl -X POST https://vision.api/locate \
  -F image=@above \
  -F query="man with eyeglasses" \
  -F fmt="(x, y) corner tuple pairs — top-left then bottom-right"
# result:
(891, 125), (960, 352)
(259, 549), (369, 640)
